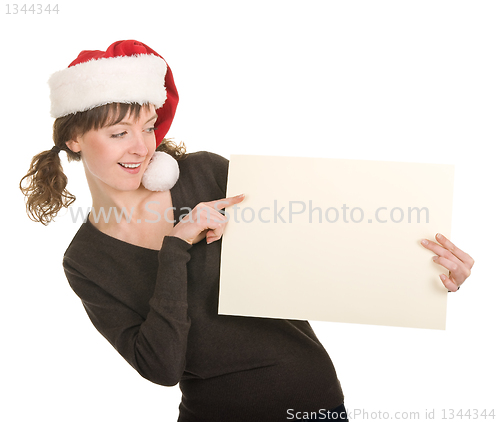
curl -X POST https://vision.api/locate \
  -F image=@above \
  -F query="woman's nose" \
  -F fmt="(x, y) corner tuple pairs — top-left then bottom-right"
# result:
(130, 131), (149, 156)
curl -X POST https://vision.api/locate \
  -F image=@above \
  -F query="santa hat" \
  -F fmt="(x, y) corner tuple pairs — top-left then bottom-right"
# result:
(48, 40), (178, 147)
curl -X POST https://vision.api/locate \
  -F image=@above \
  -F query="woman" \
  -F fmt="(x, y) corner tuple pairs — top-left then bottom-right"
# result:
(20, 40), (473, 421)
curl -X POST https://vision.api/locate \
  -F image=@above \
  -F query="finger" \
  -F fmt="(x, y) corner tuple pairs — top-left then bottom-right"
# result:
(193, 203), (230, 225)
(206, 222), (225, 244)
(208, 194), (246, 211)
(206, 232), (219, 244)
(439, 272), (459, 292)
(434, 233), (475, 269)
(431, 255), (469, 285)
(420, 238), (470, 271)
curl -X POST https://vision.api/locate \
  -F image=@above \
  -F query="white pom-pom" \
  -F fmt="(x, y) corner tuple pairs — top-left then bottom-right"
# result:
(141, 151), (180, 191)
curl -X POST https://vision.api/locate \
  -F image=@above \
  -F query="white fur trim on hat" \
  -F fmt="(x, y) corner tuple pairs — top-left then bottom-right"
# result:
(48, 54), (167, 118)
(141, 151), (180, 192)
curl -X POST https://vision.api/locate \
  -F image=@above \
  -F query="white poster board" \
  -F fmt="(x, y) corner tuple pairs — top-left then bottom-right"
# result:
(219, 155), (454, 330)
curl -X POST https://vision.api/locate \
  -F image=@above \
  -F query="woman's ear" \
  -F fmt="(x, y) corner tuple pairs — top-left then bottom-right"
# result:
(66, 136), (82, 153)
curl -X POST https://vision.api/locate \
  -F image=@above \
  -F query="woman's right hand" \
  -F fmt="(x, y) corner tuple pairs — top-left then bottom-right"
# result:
(169, 194), (245, 245)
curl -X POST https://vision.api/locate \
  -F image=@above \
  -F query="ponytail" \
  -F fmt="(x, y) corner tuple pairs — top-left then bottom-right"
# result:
(19, 144), (76, 225)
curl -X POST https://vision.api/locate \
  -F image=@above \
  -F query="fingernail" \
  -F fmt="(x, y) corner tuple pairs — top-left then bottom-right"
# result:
(237, 193), (245, 198)
(440, 274), (446, 281)
(421, 239), (428, 245)
(432, 256), (438, 261)
(436, 233), (442, 238)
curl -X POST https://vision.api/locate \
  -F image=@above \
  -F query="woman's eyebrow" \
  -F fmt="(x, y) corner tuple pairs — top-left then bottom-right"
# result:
(145, 114), (159, 124)
(110, 114), (159, 127)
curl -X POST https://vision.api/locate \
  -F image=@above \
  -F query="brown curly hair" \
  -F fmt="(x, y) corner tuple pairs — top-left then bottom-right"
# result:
(20, 103), (186, 225)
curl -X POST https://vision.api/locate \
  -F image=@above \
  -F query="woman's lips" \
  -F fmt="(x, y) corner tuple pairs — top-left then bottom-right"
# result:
(118, 162), (142, 174)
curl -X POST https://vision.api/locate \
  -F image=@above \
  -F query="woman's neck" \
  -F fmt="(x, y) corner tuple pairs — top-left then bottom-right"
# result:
(82, 165), (176, 250)
(87, 184), (175, 250)
(87, 176), (159, 227)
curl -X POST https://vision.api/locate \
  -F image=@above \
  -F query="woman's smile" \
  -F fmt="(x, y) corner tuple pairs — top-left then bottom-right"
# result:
(118, 161), (144, 173)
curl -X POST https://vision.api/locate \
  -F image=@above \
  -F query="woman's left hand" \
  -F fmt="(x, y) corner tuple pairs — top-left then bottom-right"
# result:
(421, 233), (474, 292)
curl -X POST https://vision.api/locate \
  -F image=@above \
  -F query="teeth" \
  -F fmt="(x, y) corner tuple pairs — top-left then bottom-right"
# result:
(119, 163), (140, 169)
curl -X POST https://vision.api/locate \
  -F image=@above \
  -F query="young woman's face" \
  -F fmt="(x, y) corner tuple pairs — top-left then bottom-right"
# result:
(67, 105), (158, 194)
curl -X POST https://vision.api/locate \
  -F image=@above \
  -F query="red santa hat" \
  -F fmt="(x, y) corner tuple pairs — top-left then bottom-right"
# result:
(48, 40), (178, 147)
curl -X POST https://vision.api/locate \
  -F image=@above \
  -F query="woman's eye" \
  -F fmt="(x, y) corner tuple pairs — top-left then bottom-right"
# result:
(111, 131), (127, 138)
(145, 127), (158, 134)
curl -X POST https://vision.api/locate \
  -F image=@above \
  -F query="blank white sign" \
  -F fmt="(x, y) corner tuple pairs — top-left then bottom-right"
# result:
(219, 155), (454, 330)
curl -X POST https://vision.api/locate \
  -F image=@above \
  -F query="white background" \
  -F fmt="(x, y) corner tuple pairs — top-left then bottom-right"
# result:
(1, 1), (498, 420)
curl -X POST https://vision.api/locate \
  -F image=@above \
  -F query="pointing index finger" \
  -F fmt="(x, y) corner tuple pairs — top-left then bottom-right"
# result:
(211, 194), (246, 211)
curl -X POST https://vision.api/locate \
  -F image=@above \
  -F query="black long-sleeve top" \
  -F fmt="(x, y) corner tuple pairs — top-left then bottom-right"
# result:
(63, 151), (344, 421)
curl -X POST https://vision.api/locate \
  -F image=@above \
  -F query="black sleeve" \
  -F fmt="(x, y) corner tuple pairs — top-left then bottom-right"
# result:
(63, 236), (192, 387)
